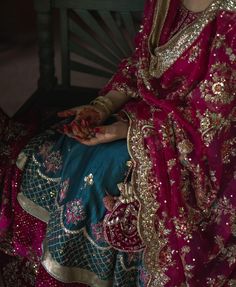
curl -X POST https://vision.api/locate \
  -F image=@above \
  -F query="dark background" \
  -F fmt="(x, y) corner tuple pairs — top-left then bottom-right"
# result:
(0, 0), (36, 48)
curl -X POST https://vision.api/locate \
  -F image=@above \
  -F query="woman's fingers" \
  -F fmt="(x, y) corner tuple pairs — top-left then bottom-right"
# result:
(61, 121), (128, 145)
(80, 125), (113, 146)
(57, 108), (77, 118)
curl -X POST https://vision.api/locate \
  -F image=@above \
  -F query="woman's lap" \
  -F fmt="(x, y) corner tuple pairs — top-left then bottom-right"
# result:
(12, 128), (143, 286)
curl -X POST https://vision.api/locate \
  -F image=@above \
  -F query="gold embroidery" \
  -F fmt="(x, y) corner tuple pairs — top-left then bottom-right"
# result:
(188, 45), (201, 63)
(206, 275), (227, 287)
(16, 152), (28, 170)
(197, 109), (232, 147)
(84, 173), (94, 186)
(149, 0), (222, 78)
(223, 0), (236, 12)
(117, 182), (137, 204)
(109, 82), (139, 98)
(226, 47), (236, 63)
(215, 234), (236, 267)
(42, 241), (113, 287)
(160, 116), (175, 148)
(200, 63), (236, 105)
(149, 0), (171, 53)
(173, 208), (195, 241)
(17, 192), (50, 223)
(221, 137), (236, 164)
(212, 34), (236, 64)
(212, 34), (226, 49)
(180, 246), (194, 279)
(167, 158), (177, 172)
(177, 139), (194, 156)
(127, 113), (171, 286)
(228, 279), (236, 286)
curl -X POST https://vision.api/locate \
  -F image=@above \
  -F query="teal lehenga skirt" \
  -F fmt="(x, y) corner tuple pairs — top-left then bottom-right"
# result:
(16, 124), (144, 287)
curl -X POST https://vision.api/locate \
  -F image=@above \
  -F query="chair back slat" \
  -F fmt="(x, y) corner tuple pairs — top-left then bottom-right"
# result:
(60, 9), (70, 86)
(121, 12), (137, 44)
(69, 17), (121, 60)
(98, 11), (132, 57)
(70, 61), (114, 78)
(54, 0), (145, 11)
(69, 40), (118, 72)
(75, 10), (125, 59)
(34, 0), (145, 90)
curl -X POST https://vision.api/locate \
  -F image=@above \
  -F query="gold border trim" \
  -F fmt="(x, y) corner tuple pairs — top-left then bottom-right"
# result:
(16, 152), (28, 170)
(223, 0), (236, 11)
(17, 192), (49, 223)
(41, 240), (113, 287)
(148, 0), (171, 53)
(126, 111), (169, 286)
(150, 0), (222, 78)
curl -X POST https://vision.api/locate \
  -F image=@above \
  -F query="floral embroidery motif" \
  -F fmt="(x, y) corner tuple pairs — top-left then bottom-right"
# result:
(84, 173), (94, 186)
(117, 182), (137, 204)
(38, 141), (53, 159)
(215, 235), (236, 267)
(181, 246), (194, 279)
(177, 139), (193, 156)
(59, 179), (70, 202)
(225, 47), (236, 63)
(65, 199), (86, 224)
(43, 150), (62, 173)
(188, 45), (201, 63)
(91, 222), (105, 242)
(221, 137), (236, 164)
(172, 207), (199, 242)
(160, 118), (175, 148)
(38, 141), (63, 173)
(167, 158), (177, 172)
(206, 275), (227, 287)
(197, 109), (231, 147)
(212, 33), (236, 64)
(200, 63), (236, 105)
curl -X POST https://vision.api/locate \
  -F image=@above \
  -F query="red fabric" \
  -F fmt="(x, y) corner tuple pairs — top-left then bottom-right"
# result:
(1, 0), (236, 286)
(102, 0), (236, 286)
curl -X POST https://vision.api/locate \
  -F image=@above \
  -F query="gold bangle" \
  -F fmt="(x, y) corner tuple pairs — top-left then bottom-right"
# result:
(90, 96), (114, 115)
(92, 101), (111, 115)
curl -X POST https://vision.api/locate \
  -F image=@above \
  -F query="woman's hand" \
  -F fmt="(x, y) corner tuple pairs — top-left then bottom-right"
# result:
(74, 120), (129, 146)
(57, 105), (108, 139)
(58, 105), (108, 126)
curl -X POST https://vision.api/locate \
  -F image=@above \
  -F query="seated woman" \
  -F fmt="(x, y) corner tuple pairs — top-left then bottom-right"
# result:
(0, 0), (236, 286)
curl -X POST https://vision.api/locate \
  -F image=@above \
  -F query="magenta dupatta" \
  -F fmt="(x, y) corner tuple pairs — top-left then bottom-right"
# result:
(102, 0), (236, 286)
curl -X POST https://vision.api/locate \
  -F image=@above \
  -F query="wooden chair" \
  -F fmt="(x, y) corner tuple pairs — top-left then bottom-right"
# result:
(17, 0), (145, 116)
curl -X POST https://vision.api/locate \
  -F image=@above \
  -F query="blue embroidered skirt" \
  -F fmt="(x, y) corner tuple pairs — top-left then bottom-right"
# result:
(17, 127), (144, 287)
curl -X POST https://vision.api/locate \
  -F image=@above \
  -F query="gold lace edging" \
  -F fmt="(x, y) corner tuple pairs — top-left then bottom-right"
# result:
(41, 240), (113, 287)
(16, 152), (28, 170)
(125, 111), (170, 286)
(149, 0), (223, 78)
(17, 192), (49, 223)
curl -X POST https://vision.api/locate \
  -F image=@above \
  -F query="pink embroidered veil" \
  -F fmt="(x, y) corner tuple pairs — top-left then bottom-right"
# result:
(102, 0), (236, 285)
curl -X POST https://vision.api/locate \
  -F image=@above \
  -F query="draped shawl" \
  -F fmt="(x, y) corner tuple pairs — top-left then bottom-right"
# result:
(102, 0), (236, 286)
